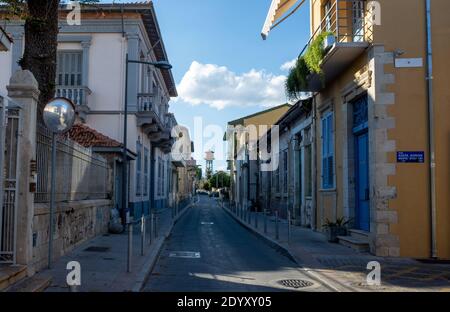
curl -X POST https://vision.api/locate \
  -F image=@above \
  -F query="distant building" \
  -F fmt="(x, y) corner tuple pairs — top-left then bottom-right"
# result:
(226, 104), (291, 212)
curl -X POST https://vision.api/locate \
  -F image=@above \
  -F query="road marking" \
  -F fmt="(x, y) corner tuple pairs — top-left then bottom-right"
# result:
(169, 251), (201, 259)
(201, 222), (214, 225)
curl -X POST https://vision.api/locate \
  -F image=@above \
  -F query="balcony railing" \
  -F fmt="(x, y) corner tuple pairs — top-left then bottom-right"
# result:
(56, 86), (91, 107)
(301, 0), (372, 55)
(297, 0), (371, 91)
(137, 93), (157, 114)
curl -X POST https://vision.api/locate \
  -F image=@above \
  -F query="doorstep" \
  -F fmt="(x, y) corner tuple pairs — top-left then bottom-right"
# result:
(0, 265), (27, 291)
(338, 229), (370, 252)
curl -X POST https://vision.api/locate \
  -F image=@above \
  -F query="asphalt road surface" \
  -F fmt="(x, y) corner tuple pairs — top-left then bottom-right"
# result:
(142, 196), (330, 292)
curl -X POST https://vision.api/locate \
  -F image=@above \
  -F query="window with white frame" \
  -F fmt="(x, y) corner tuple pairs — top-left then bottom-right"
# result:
(136, 142), (142, 196)
(57, 51), (82, 87)
(321, 112), (335, 189)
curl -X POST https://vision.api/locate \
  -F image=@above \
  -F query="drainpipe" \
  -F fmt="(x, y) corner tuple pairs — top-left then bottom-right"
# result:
(312, 96), (318, 231)
(425, 0), (437, 259)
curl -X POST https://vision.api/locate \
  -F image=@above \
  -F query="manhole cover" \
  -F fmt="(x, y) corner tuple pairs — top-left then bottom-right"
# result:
(277, 279), (314, 289)
(84, 246), (110, 252)
(169, 251), (201, 259)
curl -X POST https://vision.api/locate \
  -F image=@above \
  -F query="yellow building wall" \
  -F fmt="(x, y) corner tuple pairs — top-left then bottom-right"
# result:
(311, 0), (450, 258)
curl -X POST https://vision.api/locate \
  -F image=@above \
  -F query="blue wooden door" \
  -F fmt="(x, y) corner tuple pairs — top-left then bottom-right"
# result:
(355, 131), (370, 231)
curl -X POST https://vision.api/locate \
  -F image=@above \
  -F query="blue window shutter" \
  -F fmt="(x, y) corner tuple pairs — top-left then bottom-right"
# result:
(328, 114), (334, 188)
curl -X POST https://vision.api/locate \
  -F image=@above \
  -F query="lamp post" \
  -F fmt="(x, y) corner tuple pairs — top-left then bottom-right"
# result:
(122, 54), (172, 225)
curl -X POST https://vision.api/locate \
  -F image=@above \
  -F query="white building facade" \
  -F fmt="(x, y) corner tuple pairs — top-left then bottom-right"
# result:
(0, 3), (179, 220)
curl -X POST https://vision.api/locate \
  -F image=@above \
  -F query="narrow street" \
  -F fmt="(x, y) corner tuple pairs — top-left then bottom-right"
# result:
(142, 196), (330, 292)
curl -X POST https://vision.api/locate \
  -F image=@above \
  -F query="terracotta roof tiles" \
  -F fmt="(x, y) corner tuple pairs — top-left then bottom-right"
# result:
(67, 123), (122, 148)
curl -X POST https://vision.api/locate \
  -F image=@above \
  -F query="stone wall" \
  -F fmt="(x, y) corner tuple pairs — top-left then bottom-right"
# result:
(32, 199), (112, 271)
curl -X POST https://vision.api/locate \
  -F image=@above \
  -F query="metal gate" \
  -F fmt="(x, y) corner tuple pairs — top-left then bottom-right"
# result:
(0, 94), (21, 264)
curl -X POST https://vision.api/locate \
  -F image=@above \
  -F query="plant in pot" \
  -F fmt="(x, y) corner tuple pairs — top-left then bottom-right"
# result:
(323, 217), (351, 243)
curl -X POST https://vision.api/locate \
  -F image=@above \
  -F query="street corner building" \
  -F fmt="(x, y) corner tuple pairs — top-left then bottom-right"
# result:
(254, 0), (450, 259)
(0, 1), (196, 286)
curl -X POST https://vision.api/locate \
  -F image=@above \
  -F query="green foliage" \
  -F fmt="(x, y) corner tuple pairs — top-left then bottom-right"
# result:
(323, 217), (351, 229)
(208, 171), (230, 189)
(285, 31), (334, 99)
(203, 181), (211, 191)
(303, 31), (333, 75)
(195, 167), (202, 180)
(285, 56), (309, 100)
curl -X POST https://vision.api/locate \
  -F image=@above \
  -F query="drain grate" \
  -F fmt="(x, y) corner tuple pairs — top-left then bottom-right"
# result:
(277, 279), (314, 289)
(169, 251), (201, 259)
(84, 246), (110, 252)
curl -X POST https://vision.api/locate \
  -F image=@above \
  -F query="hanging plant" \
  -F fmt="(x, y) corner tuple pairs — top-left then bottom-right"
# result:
(303, 31), (334, 75)
(285, 56), (309, 100)
(285, 31), (335, 99)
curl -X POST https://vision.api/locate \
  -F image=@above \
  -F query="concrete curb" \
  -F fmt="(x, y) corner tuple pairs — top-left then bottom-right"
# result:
(222, 206), (357, 292)
(131, 201), (195, 292)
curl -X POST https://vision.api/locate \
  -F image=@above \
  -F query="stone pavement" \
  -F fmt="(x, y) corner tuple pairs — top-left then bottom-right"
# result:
(222, 201), (450, 292)
(36, 204), (192, 292)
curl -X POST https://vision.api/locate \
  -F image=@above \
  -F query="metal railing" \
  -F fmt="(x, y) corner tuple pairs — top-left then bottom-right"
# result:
(226, 200), (294, 245)
(35, 124), (110, 203)
(0, 94), (21, 264)
(137, 93), (157, 113)
(300, 0), (372, 56)
(56, 86), (90, 106)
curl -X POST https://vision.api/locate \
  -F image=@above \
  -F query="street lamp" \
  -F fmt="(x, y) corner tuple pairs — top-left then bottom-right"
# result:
(121, 54), (172, 225)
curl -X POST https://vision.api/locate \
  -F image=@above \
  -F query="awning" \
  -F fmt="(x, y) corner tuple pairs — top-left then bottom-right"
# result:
(261, 0), (306, 40)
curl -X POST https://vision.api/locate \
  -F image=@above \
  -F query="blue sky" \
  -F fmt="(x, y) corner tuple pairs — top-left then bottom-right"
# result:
(136, 0), (310, 173)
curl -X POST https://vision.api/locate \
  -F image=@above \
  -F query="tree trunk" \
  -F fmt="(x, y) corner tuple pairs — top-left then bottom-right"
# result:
(20, 0), (59, 120)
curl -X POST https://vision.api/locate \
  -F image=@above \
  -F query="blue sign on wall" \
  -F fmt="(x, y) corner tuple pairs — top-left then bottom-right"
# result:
(397, 151), (425, 163)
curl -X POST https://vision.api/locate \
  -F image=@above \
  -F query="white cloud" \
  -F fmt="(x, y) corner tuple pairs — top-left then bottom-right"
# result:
(280, 58), (297, 71)
(176, 61), (287, 110)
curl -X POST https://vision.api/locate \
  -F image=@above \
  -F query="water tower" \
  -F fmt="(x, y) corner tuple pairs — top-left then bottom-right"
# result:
(204, 150), (215, 179)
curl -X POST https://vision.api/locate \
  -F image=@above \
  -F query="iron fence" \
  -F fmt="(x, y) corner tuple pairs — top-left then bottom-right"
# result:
(35, 123), (110, 203)
(0, 94), (21, 264)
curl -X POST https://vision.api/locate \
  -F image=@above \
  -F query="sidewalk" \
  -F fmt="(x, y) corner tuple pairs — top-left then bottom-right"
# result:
(222, 202), (450, 292)
(36, 204), (192, 292)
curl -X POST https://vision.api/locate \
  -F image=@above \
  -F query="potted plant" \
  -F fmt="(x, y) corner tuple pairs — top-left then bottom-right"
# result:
(323, 217), (351, 243)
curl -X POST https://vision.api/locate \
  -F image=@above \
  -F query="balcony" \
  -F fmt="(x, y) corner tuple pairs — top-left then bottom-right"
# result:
(137, 93), (172, 152)
(301, 0), (372, 91)
(56, 86), (91, 121)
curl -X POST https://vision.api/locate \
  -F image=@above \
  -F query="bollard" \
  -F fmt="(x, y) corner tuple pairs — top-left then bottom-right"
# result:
(264, 209), (267, 234)
(275, 211), (279, 240)
(150, 212), (155, 243)
(248, 209), (252, 224)
(287, 210), (291, 244)
(255, 210), (258, 229)
(149, 216), (152, 245)
(154, 214), (158, 239)
(141, 216), (145, 256)
(127, 223), (133, 273)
